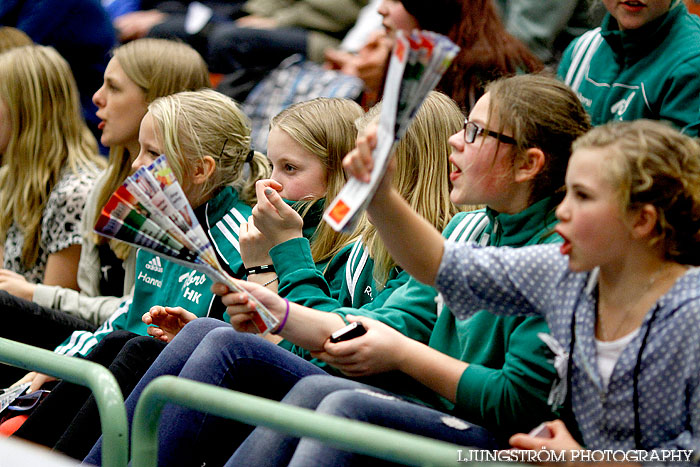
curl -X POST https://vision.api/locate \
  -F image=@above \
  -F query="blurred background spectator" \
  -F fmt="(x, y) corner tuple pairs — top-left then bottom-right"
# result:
(0, 0), (116, 150)
(109, 1), (246, 58)
(493, 0), (604, 67)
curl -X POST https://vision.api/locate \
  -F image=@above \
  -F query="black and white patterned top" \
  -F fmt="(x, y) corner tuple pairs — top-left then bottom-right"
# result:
(436, 242), (700, 454)
(3, 166), (100, 283)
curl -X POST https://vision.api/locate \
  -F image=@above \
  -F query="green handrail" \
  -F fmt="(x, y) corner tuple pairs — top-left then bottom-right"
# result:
(0, 338), (127, 467)
(131, 376), (511, 467)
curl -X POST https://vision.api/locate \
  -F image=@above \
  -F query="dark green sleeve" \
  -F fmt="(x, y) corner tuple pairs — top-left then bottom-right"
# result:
(271, 237), (351, 311)
(329, 216), (477, 342)
(281, 269), (416, 361)
(333, 275), (438, 345)
(661, 59), (700, 137)
(455, 317), (557, 435)
(328, 216), (473, 343)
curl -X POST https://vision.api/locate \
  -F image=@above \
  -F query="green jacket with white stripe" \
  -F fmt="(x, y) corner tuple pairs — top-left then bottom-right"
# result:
(558, 1), (700, 135)
(54, 187), (250, 357)
(331, 209), (492, 342)
(338, 197), (560, 440)
(277, 208), (490, 367)
(420, 197), (560, 437)
(271, 237), (404, 312)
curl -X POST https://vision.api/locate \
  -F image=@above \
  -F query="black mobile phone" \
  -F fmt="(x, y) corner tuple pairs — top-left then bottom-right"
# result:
(329, 322), (367, 343)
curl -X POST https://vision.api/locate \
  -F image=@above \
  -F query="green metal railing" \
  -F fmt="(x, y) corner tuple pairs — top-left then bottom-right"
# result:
(0, 338), (127, 467)
(131, 375), (506, 467)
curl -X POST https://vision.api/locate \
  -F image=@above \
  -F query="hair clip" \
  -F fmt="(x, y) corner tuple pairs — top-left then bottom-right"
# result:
(219, 138), (228, 158)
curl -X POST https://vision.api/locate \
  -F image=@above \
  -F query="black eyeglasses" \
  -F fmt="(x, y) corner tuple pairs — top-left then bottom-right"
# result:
(463, 120), (517, 146)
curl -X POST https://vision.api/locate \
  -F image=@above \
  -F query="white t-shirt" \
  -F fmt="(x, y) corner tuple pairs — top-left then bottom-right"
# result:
(595, 329), (639, 390)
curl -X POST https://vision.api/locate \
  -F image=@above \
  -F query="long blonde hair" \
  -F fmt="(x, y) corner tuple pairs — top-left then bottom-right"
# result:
(270, 98), (365, 264)
(0, 45), (105, 268)
(147, 89), (270, 205)
(358, 92), (463, 288)
(93, 38), (211, 259)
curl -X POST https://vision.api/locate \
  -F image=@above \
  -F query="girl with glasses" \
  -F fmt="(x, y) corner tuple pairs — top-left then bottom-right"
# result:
(151, 73), (591, 466)
(102, 76), (588, 465)
(340, 112), (700, 458)
(462, 120), (518, 145)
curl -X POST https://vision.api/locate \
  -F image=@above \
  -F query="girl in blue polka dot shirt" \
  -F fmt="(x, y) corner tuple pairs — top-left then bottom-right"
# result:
(344, 119), (700, 459)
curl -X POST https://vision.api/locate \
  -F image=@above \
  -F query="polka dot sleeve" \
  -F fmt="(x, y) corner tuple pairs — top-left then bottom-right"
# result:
(435, 242), (570, 321)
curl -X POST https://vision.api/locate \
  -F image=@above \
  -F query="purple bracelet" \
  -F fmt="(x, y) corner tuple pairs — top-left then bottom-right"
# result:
(271, 298), (289, 335)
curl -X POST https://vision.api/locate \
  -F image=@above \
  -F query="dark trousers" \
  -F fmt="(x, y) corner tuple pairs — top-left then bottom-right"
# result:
(0, 291), (97, 387)
(207, 23), (308, 74)
(13, 331), (166, 460)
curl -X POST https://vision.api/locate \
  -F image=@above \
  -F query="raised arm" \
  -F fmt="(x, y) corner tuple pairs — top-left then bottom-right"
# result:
(343, 129), (445, 285)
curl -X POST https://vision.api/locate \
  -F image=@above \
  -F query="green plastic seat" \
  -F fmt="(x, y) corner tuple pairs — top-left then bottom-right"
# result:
(0, 338), (127, 467)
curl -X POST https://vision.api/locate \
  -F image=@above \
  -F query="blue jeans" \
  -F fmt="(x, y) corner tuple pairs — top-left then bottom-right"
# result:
(228, 375), (499, 467)
(84, 318), (326, 466)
